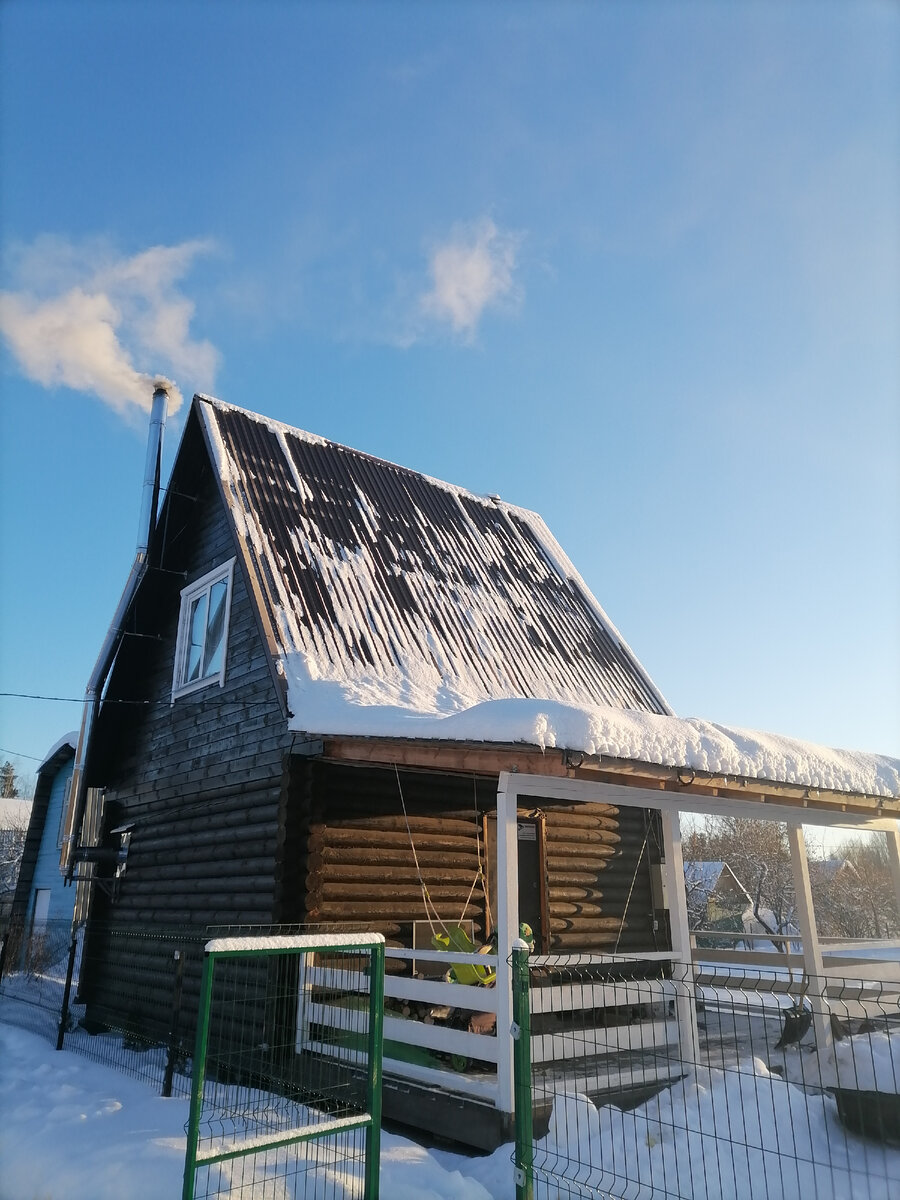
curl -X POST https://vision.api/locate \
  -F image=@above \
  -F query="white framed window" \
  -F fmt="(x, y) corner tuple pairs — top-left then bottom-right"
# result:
(172, 559), (235, 700)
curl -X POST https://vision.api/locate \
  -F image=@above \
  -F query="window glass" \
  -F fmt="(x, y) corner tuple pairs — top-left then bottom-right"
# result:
(186, 592), (209, 682)
(172, 560), (234, 698)
(203, 579), (228, 677)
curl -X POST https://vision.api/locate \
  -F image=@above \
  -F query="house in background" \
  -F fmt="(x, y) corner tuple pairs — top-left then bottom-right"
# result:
(58, 391), (900, 1148)
(7, 734), (78, 936)
(684, 860), (753, 937)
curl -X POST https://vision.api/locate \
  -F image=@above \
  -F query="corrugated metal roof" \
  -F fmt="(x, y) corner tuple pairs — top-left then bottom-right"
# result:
(198, 395), (670, 718)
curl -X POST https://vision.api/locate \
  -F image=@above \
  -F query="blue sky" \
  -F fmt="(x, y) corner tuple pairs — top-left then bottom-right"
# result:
(1, 1), (898, 787)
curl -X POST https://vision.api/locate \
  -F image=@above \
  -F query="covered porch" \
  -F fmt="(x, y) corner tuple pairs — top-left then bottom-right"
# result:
(492, 766), (900, 1119)
(310, 722), (900, 1144)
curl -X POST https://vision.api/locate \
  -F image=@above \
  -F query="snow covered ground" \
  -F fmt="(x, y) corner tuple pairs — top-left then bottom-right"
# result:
(3, 1019), (899, 1200)
(0, 1023), (512, 1200)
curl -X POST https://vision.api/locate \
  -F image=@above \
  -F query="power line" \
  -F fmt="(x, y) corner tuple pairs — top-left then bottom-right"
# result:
(0, 747), (44, 761)
(0, 692), (149, 705)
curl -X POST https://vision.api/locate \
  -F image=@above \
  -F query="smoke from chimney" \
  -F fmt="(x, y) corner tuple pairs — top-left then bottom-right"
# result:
(0, 237), (218, 418)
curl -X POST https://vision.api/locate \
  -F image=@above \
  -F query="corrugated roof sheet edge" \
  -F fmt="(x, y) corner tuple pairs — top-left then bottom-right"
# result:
(196, 393), (550, 522)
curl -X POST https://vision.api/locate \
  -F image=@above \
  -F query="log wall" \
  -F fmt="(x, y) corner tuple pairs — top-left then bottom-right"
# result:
(80, 418), (291, 1024)
(285, 761), (662, 956)
(541, 802), (661, 952)
(286, 759), (494, 949)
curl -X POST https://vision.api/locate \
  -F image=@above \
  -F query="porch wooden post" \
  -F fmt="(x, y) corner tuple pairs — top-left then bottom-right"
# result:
(885, 824), (900, 927)
(660, 810), (700, 1067)
(787, 822), (833, 1063)
(496, 772), (520, 1119)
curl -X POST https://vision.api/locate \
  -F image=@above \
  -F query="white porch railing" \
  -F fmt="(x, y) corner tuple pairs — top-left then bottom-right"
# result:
(303, 946), (683, 1114)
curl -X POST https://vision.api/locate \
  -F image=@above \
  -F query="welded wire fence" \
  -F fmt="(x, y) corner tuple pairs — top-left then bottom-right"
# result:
(513, 952), (900, 1200)
(0, 917), (78, 1044)
(183, 934), (384, 1200)
(2, 922), (386, 1197)
(0, 918), (210, 1095)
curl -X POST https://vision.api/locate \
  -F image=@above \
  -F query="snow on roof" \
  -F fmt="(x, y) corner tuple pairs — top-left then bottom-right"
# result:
(199, 395), (669, 718)
(36, 732), (78, 774)
(281, 683), (900, 800)
(192, 396), (899, 803)
(685, 861), (727, 893)
(684, 861), (753, 901)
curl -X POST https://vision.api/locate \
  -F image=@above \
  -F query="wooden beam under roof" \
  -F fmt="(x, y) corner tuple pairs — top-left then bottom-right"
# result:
(317, 734), (900, 823)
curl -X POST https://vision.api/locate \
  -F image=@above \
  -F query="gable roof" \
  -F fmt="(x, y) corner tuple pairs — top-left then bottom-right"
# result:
(187, 397), (900, 802)
(684, 861), (753, 904)
(196, 395), (670, 722)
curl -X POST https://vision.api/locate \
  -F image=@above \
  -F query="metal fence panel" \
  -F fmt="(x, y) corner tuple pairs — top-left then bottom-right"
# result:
(513, 952), (900, 1199)
(183, 934), (384, 1200)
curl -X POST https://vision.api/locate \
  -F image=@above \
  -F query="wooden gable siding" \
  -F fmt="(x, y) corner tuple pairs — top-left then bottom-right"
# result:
(88, 443), (291, 932)
(284, 760), (661, 955)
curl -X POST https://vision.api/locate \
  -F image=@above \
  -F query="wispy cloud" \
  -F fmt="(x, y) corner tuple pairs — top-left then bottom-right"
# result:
(0, 236), (218, 416)
(420, 218), (523, 339)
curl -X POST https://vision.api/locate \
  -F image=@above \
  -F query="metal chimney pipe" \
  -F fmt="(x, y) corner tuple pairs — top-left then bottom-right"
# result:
(137, 384), (169, 555)
(62, 382), (171, 883)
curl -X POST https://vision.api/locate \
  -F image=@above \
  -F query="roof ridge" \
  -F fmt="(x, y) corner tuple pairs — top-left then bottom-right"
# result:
(194, 392), (543, 519)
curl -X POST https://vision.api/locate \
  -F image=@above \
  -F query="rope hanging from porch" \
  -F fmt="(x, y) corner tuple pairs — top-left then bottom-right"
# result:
(393, 763), (486, 941)
(613, 817), (652, 954)
(394, 763), (446, 936)
(459, 774), (490, 929)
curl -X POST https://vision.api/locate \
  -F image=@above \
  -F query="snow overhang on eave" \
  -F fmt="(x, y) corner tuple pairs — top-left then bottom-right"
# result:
(307, 733), (900, 825)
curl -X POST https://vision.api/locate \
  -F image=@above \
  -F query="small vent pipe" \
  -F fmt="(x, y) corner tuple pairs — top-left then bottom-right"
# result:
(62, 383), (170, 883)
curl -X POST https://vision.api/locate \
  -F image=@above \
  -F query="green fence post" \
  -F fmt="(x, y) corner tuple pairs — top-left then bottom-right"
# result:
(364, 941), (385, 1200)
(182, 951), (216, 1200)
(511, 940), (534, 1200)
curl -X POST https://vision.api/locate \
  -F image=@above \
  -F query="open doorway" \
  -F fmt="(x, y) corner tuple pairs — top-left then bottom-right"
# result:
(485, 811), (550, 953)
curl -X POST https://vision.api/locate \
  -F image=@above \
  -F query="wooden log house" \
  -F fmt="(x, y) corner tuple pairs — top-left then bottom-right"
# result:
(60, 393), (900, 1148)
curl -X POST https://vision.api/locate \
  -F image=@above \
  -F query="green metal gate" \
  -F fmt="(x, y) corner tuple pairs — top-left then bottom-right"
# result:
(183, 933), (384, 1200)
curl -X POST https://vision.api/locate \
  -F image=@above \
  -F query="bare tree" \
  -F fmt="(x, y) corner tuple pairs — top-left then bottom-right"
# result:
(0, 763), (31, 906)
(0, 805), (30, 897)
(683, 816), (796, 950)
(810, 832), (899, 940)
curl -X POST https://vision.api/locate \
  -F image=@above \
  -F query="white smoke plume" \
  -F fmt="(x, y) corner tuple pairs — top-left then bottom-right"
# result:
(0, 237), (219, 415)
(420, 217), (522, 338)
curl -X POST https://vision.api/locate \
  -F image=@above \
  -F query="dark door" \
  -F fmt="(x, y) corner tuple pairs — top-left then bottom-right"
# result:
(516, 816), (548, 952)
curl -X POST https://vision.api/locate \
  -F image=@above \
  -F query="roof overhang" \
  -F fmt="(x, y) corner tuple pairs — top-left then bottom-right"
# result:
(312, 733), (900, 828)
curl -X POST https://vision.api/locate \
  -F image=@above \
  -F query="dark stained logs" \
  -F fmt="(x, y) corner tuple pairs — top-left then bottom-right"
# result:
(542, 801), (660, 953)
(308, 828), (475, 852)
(309, 847), (478, 869)
(296, 760), (493, 948)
